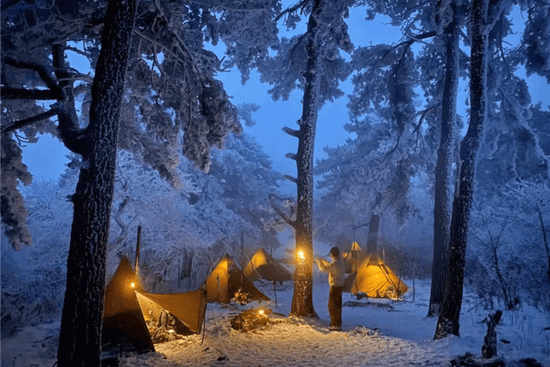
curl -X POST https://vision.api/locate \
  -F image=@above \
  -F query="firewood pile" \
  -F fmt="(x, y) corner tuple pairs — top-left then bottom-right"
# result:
(232, 289), (250, 304)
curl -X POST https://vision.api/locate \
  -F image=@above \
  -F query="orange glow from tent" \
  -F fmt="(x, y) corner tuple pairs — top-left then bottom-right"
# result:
(221, 259), (229, 270)
(130, 282), (136, 288)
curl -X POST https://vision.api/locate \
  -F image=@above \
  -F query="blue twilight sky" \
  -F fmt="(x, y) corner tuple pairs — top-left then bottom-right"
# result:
(22, 6), (550, 182)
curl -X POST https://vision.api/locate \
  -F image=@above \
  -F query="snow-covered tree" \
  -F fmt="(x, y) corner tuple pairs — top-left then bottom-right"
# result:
(505, 179), (550, 283)
(436, 0), (550, 339)
(259, 0), (354, 317)
(315, 114), (422, 246)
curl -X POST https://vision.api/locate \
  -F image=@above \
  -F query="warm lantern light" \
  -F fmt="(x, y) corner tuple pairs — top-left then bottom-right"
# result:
(258, 309), (264, 316)
(130, 282), (135, 288)
(168, 329), (175, 333)
(297, 250), (305, 261)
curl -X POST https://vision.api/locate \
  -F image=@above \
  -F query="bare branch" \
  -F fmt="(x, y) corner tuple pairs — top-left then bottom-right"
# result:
(285, 152), (297, 161)
(413, 102), (441, 133)
(268, 193), (296, 227)
(1, 87), (62, 100)
(1, 106), (61, 134)
(275, 0), (310, 22)
(3, 57), (58, 89)
(283, 174), (297, 183)
(186, 0), (271, 11)
(282, 126), (300, 137)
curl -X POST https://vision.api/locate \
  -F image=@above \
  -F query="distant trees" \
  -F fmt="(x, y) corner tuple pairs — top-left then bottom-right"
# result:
(467, 178), (550, 310)
(505, 180), (550, 283)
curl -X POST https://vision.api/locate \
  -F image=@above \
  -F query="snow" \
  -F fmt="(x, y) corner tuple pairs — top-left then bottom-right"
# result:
(2, 280), (550, 367)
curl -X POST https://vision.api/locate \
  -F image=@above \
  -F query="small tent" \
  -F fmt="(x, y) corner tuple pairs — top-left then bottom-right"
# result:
(206, 254), (270, 303)
(102, 256), (155, 353)
(341, 242), (366, 274)
(343, 254), (408, 300)
(102, 256), (207, 352)
(243, 248), (293, 283)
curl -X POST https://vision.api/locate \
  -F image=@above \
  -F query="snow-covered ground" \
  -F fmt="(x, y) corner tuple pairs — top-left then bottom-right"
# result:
(2, 279), (550, 366)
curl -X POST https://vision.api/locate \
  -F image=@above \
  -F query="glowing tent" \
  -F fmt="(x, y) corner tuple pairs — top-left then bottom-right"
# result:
(102, 256), (207, 353)
(341, 242), (367, 274)
(102, 256), (155, 353)
(206, 254), (270, 303)
(343, 254), (408, 300)
(243, 248), (293, 283)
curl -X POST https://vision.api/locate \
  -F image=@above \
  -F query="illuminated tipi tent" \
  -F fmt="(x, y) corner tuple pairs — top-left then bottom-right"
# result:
(343, 254), (408, 300)
(243, 248), (293, 283)
(102, 256), (155, 353)
(206, 254), (270, 303)
(341, 242), (366, 274)
(102, 256), (207, 352)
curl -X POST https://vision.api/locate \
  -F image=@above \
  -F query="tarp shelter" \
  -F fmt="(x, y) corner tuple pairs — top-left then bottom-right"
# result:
(342, 242), (366, 274)
(243, 248), (293, 283)
(343, 254), (408, 299)
(136, 288), (207, 335)
(206, 254), (270, 303)
(103, 256), (207, 353)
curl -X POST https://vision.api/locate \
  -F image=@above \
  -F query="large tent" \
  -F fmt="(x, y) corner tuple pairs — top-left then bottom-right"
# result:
(243, 248), (293, 283)
(206, 254), (270, 303)
(343, 254), (408, 300)
(102, 256), (207, 353)
(341, 242), (366, 274)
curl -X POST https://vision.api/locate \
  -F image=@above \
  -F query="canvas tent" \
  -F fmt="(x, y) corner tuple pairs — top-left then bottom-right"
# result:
(102, 256), (207, 352)
(206, 254), (270, 303)
(341, 242), (366, 274)
(343, 254), (408, 300)
(102, 256), (155, 353)
(243, 248), (293, 283)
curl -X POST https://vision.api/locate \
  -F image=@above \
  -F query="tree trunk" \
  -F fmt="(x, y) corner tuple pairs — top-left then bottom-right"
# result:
(435, 0), (487, 339)
(290, 0), (322, 318)
(428, 1), (460, 318)
(56, 0), (136, 366)
(539, 210), (550, 283)
(366, 193), (382, 254)
(491, 245), (511, 309)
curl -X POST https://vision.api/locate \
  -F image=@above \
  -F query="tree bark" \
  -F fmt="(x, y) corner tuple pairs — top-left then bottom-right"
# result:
(366, 193), (382, 254)
(56, 0), (136, 365)
(290, 0), (322, 318)
(428, 1), (460, 318)
(539, 210), (550, 283)
(435, 0), (487, 339)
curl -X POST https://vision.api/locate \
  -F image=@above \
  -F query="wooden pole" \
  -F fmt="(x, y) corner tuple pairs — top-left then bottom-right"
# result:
(273, 281), (278, 308)
(135, 225), (142, 275)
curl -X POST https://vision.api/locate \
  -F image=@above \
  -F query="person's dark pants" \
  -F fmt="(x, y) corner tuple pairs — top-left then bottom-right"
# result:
(328, 285), (343, 328)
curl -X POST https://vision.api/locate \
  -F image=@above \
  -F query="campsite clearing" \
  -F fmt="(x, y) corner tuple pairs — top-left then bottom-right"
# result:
(4, 279), (549, 367)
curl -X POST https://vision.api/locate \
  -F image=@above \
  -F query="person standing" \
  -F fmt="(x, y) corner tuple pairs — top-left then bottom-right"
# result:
(315, 247), (345, 331)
